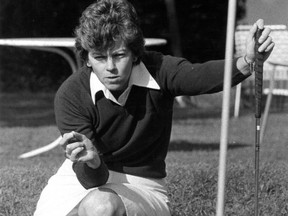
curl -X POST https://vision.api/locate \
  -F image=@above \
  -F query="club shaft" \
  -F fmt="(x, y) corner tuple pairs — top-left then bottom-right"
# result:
(255, 118), (261, 216)
(254, 28), (264, 216)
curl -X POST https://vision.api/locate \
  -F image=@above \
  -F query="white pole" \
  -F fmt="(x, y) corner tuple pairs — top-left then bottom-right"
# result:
(234, 83), (242, 118)
(216, 0), (237, 215)
(18, 136), (62, 159)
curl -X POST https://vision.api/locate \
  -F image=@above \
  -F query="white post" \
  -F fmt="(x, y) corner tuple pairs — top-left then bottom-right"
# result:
(216, 0), (237, 215)
(234, 83), (242, 118)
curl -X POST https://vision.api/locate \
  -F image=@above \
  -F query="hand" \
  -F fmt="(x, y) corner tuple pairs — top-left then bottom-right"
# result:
(245, 19), (275, 63)
(60, 131), (101, 169)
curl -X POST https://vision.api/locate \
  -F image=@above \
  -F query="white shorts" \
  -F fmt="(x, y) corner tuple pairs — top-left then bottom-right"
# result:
(34, 159), (171, 216)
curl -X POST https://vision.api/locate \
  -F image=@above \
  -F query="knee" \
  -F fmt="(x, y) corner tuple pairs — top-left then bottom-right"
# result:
(78, 189), (126, 216)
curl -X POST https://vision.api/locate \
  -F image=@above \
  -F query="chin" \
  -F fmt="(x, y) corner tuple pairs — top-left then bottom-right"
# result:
(107, 85), (125, 92)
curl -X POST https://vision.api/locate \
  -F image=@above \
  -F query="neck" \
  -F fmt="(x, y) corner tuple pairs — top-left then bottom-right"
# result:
(110, 90), (124, 100)
(111, 82), (129, 100)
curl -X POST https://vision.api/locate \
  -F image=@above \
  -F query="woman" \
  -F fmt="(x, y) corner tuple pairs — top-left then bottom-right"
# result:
(34, 0), (274, 215)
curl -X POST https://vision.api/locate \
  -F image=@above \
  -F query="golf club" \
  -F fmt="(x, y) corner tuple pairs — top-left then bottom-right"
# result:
(254, 27), (264, 216)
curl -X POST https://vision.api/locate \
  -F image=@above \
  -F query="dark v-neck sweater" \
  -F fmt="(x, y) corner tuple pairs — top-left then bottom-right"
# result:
(54, 51), (247, 189)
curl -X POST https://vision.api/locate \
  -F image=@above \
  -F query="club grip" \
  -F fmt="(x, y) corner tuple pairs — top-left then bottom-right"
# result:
(255, 28), (264, 118)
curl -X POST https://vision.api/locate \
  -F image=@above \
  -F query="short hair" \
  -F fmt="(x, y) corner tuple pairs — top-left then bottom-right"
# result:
(75, 0), (145, 64)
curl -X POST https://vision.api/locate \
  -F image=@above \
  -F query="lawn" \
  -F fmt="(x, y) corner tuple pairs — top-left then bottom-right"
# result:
(0, 92), (288, 216)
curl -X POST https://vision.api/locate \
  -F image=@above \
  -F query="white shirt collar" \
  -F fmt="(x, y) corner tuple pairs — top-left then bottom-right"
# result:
(90, 61), (160, 105)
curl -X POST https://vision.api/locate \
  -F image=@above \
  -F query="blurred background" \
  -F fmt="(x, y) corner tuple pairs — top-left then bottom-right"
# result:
(0, 0), (287, 117)
(0, 0), (248, 93)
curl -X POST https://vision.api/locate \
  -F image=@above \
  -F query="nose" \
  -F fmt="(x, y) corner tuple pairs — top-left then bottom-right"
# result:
(106, 57), (116, 72)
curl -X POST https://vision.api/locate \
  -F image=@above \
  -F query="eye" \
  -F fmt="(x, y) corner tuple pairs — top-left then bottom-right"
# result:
(93, 55), (106, 61)
(113, 53), (126, 59)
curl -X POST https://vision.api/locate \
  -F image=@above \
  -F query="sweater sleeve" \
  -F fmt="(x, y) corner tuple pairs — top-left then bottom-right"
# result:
(54, 73), (109, 189)
(156, 54), (247, 96)
(72, 158), (109, 189)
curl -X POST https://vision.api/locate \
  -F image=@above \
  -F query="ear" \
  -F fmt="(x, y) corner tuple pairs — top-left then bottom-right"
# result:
(133, 56), (138, 63)
(86, 61), (92, 67)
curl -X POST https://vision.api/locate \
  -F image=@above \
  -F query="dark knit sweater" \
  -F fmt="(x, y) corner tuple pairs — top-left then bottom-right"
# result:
(54, 51), (247, 189)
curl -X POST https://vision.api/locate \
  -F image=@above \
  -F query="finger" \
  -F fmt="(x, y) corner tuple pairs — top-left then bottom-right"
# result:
(73, 131), (85, 141)
(256, 19), (264, 29)
(70, 147), (85, 162)
(258, 36), (273, 52)
(59, 132), (74, 149)
(71, 131), (76, 137)
(248, 23), (258, 41)
(262, 42), (275, 62)
(264, 42), (275, 52)
(258, 27), (271, 44)
(66, 142), (85, 155)
(77, 151), (97, 163)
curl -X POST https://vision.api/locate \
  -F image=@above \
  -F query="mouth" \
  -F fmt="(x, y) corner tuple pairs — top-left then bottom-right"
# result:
(107, 76), (119, 80)
(107, 75), (118, 79)
(106, 76), (121, 83)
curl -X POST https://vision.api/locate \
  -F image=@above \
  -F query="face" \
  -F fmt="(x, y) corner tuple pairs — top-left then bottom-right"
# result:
(87, 41), (135, 94)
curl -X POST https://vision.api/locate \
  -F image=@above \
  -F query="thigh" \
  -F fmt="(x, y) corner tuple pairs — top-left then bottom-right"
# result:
(34, 160), (92, 216)
(102, 183), (171, 216)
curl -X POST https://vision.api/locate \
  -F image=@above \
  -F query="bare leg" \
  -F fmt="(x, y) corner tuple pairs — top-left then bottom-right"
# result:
(78, 188), (126, 216)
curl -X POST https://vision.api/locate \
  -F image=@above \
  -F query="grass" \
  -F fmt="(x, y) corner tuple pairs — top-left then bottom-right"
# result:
(0, 92), (288, 215)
